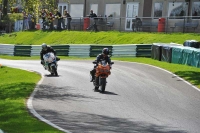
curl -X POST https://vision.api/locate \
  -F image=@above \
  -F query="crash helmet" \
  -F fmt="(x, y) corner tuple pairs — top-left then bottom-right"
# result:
(102, 48), (109, 55)
(42, 43), (47, 51)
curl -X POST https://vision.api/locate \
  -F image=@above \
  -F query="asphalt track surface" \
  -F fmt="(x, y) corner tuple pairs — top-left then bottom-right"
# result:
(1, 59), (200, 133)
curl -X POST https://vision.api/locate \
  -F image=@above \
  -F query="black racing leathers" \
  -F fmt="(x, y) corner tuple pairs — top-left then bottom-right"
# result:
(96, 54), (111, 65)
(90, 54), (111, 82)
(40, 46), (56, 61)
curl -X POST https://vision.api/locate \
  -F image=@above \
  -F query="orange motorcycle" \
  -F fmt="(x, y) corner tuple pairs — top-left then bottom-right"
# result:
(92, 60), (114, 92)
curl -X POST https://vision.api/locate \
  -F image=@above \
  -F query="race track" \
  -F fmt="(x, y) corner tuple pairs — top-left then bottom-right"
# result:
(1, 59), (200, 133)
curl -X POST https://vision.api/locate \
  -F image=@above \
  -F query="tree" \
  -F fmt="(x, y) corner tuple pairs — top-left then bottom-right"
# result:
(2, 0), (8, 17)
(0, 0), (69, 21)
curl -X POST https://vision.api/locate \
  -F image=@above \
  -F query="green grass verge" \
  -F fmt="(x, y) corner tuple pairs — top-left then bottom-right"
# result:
(0, 66), (63, 133)
(0, 30), (199, 45)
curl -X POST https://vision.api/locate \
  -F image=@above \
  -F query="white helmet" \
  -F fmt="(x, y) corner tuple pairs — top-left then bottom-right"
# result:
(42, 43), (47, 51)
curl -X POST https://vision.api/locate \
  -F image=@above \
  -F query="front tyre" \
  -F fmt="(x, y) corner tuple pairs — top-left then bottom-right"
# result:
(100, 78), (106, 93)
(52, 66), (58, 76)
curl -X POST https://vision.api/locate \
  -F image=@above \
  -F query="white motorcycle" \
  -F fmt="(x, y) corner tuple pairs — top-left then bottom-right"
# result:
(43, 52), (58, 76)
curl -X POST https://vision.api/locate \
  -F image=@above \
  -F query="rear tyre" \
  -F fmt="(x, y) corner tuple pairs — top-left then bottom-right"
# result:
(100, 78), (106, 93)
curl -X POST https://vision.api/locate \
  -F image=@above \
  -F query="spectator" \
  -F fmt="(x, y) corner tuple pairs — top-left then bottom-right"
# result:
(40, 9), (47, 30)
(63, 10), (72, 30)
(87, 9), (98, 32)
(22, 11), (29, 30)
(48, 12), (54, 30)
(54, 9), (63, 30)
(27, 13), (32, 29)
(132, 16), (142, 32)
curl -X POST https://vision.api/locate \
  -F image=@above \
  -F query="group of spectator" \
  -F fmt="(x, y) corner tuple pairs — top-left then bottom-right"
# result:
(39, 9), (71, 30)
(21, 8), (99, 31)
(132, 16), (142, 32)
(22, 11), (36, 30)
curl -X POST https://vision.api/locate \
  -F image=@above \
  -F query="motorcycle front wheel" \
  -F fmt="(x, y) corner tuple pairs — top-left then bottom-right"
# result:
(94, 77), (99, 91)
(100, 78), (106, 93)
(52, 66), (58, 76)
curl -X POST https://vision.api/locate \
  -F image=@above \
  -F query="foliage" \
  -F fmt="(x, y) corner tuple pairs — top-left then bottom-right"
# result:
(8, 13), (23, 21)
(0, 0), (69, 23)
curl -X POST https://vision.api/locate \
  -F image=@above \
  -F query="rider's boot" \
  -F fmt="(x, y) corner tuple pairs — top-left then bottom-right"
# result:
(90, 70), (95, 82)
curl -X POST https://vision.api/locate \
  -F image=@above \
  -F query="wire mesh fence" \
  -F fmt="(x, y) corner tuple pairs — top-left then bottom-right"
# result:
(0, 16), (200, 33)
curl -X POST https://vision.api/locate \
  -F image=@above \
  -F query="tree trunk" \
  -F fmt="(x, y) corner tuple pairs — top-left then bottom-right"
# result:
(3, 0), (8, 17)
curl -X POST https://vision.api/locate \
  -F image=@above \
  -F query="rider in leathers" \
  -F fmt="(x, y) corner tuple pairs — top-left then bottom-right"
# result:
(40, 43), (58, 66)
(90, 48), (112, 82)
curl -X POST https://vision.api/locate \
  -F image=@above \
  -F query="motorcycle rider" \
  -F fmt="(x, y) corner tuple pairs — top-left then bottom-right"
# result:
(90, 48), (112, 82)
(40, 43), (60, 68)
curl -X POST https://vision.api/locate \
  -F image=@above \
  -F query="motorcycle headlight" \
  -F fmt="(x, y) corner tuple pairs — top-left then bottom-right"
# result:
(100, 69), (104, 72)
(106, 70), (109, 72)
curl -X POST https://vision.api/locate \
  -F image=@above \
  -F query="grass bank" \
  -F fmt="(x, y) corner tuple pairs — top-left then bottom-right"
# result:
(0, 30), (199, 45)
(0, 66), (63, 133)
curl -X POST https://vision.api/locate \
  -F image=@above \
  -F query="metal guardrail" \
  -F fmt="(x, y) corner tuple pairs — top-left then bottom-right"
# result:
(0, 44), (15, 55)
(1, 44), (200, 69)
(69, 45), (90, 57)
(14, 45), (32, 56)
(0, 44), (153, 57)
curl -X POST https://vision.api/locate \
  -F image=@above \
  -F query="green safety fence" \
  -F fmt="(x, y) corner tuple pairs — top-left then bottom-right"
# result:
(136, 44), (152, 57)
(14, 45), (32, 56)
(90, 45), (113, 57)
(51, 45), (70, 56)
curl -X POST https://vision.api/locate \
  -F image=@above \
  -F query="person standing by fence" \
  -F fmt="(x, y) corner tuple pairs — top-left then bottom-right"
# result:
(54, 9), (63, 30)
(63, 10), (72, 30)
(87, 10), (98, 32)
(22, 11), (29, 30)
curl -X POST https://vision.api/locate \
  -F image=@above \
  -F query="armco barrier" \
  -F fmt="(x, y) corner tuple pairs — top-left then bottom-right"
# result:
(69, 45), (90, 57)
(112, 45), (137, 57)
(136, 44), (152, 57)
(51, 45), (69, 56)
(0, 44), (15, 55)
(90, 45), (113, 57)
(14, 45), (32, 56)
(0, 44), (152, 58)
(31, 45), (41, 56)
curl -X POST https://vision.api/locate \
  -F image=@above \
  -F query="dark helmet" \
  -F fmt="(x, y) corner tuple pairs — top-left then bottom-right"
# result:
(42, 43), (47, 51)
(102, 48), (109, 55)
